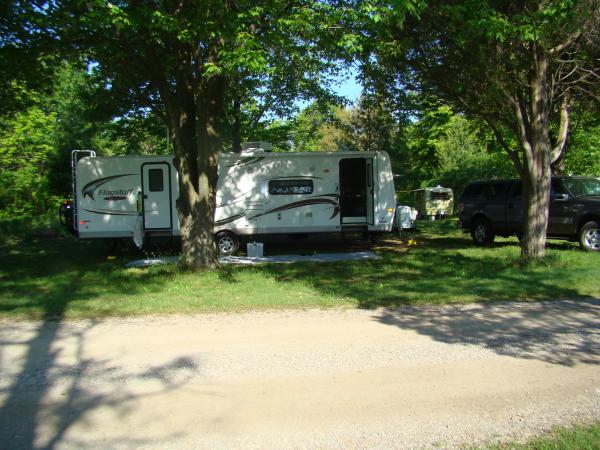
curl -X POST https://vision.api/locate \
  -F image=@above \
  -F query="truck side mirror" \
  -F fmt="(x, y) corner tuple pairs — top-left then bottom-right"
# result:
(552, 193), (569, 202)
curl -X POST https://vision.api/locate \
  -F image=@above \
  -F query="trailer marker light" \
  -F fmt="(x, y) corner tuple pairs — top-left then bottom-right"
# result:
(387, 208), (394, 213)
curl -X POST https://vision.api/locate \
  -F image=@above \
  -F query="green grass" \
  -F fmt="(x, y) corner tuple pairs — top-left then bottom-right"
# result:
(0, 210), (68, 242)
(1, 219), (599, 319)
(485, 422), (600, 449)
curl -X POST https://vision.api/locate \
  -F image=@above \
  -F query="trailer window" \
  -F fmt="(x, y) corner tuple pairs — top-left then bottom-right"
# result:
(269, 179), (313, 195)
(148, 169), (164, 192)
(430, 192), (450, 200)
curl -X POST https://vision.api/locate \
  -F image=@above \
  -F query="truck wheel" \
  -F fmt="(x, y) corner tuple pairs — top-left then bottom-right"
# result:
(471, 219), (495, 246)
(579, 221), (600, 252)
(215, 231), (239, 256)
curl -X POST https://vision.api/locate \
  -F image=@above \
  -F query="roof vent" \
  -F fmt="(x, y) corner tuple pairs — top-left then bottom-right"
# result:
(242, 141), (273, 153)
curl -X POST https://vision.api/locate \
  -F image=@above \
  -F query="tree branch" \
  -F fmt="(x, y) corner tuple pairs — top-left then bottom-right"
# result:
(550, 92), (570, 164)
(485, 118), (524, 175)
(548, 31), (582, 56)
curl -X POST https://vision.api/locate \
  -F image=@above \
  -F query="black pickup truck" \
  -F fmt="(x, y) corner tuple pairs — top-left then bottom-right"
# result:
(458, 176), (600, 251)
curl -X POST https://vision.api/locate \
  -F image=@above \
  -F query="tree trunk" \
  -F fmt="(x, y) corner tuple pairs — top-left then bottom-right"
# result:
(177, 170), (219, 270)
(161, 68), (226, 270)
(140, 40), (228, 270)
(172, 122), (220, 270)
(178, 74), (225, 270)
(519, 46), (552, 260)
(521, 168), (550, 259)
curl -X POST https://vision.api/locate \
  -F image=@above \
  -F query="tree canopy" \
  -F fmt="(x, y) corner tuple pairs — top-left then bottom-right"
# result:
(48, 0), (363, 268)
(1, 0), (599, 264)
(367, 0), (600, 258)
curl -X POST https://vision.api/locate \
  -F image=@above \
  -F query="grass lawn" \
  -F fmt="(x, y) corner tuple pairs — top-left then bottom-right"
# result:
(486, 422), (600, 449)
(1, 218), (599, 319)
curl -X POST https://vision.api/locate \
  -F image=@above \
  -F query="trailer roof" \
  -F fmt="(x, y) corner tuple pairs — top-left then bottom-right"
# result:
(81, 150), (385, 161)
(80, 154), (173, 161)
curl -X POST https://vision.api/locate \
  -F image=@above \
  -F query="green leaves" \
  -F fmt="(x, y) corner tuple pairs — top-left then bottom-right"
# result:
(0, 105), (57, 216)
(106, 2), (131, 28)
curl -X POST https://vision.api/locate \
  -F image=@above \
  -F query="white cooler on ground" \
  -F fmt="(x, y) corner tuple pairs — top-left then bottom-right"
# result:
(395, 205), (417, 230)
(247, 242), (264, 257)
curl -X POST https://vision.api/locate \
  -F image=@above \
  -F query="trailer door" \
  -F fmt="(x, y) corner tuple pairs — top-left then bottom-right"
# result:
(142, 162), (173, 230)
(339, 158), (367, 224)
(366, 158), (374, 225)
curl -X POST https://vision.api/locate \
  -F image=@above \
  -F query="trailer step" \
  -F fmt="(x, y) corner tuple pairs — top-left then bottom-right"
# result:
(341, 225), (369, 243)
(341, 225), (368, 233)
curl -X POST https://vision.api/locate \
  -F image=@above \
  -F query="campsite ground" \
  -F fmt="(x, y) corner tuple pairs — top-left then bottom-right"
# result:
(1, 219), (599, 448)
(1, 219), (600, 319)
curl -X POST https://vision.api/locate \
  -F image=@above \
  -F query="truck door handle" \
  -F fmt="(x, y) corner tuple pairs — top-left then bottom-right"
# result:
(143, 195), (148, 199)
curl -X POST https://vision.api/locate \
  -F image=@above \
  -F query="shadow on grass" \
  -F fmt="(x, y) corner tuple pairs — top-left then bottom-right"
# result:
(255, 225), (600, 367)
(0, 237), (173, 318)
(0, 237), (199, 448)
(261, 246), (585, 308)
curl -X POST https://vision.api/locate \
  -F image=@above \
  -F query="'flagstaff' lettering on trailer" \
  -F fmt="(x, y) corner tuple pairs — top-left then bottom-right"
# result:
(98, 189), (134, 197)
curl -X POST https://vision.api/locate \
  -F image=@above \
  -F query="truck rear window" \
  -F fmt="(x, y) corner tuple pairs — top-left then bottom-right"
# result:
(463, 182), (508, 201)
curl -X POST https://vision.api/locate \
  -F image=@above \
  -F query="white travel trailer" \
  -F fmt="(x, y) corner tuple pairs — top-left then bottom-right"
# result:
(69, 145), (397, 254)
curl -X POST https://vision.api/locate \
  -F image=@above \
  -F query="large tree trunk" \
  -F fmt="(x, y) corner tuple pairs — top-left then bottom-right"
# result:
(159, 65), (226, 270)
(179, 74), (225, 269)
(516, 46), (553, 260)
(175, 137), (220, 270)
(521, 166), (551, 259)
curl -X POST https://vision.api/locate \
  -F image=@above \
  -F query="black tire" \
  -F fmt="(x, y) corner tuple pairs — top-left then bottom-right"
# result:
(470, 218), (495, 246)
(215, 231), (239, 256)
(579, 221), (600, 252)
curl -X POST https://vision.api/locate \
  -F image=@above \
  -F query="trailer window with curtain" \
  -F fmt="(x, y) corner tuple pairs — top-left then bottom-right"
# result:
(268, 179), (313, 195)
(430, 192), (450, 200)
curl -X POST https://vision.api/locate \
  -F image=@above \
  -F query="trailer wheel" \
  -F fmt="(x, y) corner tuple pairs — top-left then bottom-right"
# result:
(216, 231), (239, 256)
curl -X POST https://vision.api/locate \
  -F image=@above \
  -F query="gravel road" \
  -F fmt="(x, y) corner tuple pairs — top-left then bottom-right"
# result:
(1, 299), (599, 449)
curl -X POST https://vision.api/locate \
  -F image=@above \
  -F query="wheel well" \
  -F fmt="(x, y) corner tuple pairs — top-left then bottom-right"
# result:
(577, 215), (600, 234)
(471, 213), (491, 227)
(215, 229), (236, 238)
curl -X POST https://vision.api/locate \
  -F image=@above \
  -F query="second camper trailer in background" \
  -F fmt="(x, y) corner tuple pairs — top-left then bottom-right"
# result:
(69, 143), (397, 254)
(414, 186), (454, 220)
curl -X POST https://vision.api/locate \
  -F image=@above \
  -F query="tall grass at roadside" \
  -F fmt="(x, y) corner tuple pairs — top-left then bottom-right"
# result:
(484, 422), (600, 449)
(1, 219), (598, 319)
